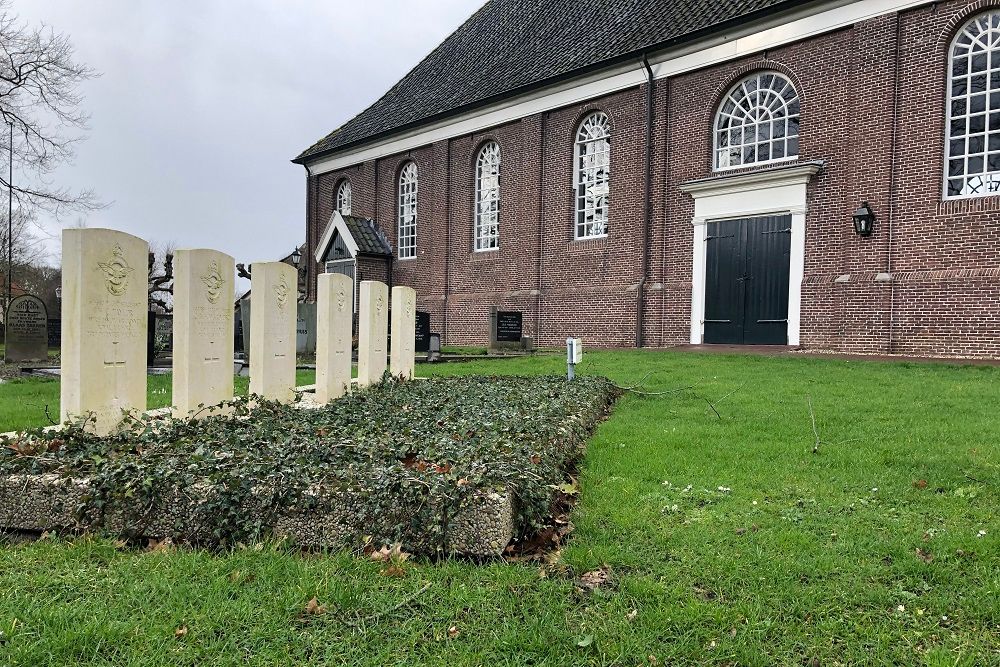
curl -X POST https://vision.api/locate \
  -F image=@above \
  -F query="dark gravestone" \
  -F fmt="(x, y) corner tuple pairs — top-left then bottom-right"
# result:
(147, 312), (157, 365)
(414, 310), (431, 353)
(4, 295), (48, 362)
(496, 311), (523, 343)
(47, 319), (61, 348)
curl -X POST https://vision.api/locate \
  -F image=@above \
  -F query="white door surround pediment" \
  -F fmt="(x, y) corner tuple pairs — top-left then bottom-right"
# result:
(679, 161), (823, 347)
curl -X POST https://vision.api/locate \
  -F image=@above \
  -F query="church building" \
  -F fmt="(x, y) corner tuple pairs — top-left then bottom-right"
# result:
(295, 0), (1000, 358)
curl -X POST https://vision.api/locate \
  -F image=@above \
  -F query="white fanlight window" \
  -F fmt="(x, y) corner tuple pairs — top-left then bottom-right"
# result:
(397, 162), (418, 259)
(574, 112), (611, 239)
(335, 180), (352, 215)
(474, 142), (501, 251)
(715, 72), (800, 170)
(946, 11), (1000, 198)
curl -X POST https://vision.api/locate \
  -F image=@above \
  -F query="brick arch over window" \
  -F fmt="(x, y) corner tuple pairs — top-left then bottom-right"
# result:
(711, 69), (801, 170)
(937, 0), (1000, 51)
(705, 61), (804, 168)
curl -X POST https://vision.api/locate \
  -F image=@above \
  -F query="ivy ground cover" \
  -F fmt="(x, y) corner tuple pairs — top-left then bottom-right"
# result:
(0, 375), (618, 553)
(1, 350), (998, 666)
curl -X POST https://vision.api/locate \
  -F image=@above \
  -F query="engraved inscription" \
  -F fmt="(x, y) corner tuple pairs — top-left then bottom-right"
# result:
(97, 243), (135, 297)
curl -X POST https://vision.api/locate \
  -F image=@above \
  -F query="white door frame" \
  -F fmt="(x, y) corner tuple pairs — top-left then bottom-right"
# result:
(678, 162), (822, 346)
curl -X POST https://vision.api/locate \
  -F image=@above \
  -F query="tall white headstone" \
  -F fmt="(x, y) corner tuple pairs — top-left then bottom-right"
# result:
(390, 286), (416, 380)
(249, 261), (297, 403)
(172, 249), (235, 417)
(357, 280), (388, 387)
(60, 228), (149, 435)
(315, 272), (353, 404)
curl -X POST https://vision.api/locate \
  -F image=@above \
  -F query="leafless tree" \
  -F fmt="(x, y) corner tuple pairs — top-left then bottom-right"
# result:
(148, 242), (174, 313)
(0, 0), (102, 217)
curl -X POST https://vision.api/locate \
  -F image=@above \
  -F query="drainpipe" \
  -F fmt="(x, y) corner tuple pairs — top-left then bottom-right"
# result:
(303, 164), (313, 302)
(536, 112), (547, 344)
(444, 140), (452, 343)
(886, 12), (902, 353)
(636, 54), (654, 348)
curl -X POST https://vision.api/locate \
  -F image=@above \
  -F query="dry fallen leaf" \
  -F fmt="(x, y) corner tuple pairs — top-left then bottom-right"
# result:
(913, 479), (928, 489)
(579, 565), (612, 591)
(382, 564), (407, 578)
(303, 597), (326, 615)
(626, 609), (638, 621)
(916, 548), (934, 563)
(174, 625), (188, 638)
(146, 537), (173, 552)
(448, 625), (460, 639)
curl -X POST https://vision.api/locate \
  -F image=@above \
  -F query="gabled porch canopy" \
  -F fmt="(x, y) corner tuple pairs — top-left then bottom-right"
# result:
(314, 212), (392, 263)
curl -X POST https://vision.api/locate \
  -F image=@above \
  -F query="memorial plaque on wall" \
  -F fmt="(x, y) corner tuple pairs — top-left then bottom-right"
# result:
(414, 310), (431, 352)
(4, 294), (48, 362)
(496, 311), (523, 343)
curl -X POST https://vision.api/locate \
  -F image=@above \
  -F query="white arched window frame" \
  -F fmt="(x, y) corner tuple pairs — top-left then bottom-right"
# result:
(474, 142), (501, 251)
(397, 162), (418, 259)
(574, 112), (611, 239)
(335, 180), (352, 215)
(714, 72), (800, 170)
(946, 11), (1000, 198)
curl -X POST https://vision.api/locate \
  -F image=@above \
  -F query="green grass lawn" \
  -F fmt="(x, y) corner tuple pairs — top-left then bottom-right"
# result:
(0, 370), (317, 433)
(1, 351), (998, 665)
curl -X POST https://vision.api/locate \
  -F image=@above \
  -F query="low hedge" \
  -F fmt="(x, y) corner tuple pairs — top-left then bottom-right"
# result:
(1, 375), (619, 553)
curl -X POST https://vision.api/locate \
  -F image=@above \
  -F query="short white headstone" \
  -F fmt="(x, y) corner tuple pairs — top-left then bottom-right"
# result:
(249, 262), (297, 403)
(172, 249), (235, 417)
(315, 272), (353, 404)
(390, 286), (416, 380)
(60, 228), (149, 435)
(357, 280), (388, 387)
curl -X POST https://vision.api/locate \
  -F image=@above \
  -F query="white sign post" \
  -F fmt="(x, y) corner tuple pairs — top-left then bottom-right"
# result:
(566, 337), (583, 380)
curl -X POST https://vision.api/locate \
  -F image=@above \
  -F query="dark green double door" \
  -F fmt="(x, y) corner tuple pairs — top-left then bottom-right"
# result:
(704, 215), (791, 345)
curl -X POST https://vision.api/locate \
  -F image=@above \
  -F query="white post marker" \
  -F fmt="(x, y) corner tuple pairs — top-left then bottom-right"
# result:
(566, 337), (583, 380)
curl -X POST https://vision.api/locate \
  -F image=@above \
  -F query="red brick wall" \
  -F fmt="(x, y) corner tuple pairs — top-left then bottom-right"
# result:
(305, 0), (1000, 358)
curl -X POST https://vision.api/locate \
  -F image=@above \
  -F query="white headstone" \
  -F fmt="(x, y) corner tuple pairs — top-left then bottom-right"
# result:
(172, 249), (235, 417)
(60, 228), (149, 435)
(357, 280), (388, 387)
(390, 286), (416, 380)
(315, 272), (353, 404)
(249, 261), (297, 403)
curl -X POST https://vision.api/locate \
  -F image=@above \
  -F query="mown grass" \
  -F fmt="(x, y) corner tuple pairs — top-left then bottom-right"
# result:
(0, 371), (316, 433)
(1, 350), (998, 666)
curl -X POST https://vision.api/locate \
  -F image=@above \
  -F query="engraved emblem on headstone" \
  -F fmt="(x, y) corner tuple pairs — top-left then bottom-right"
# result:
(405, 296), (414, 318)
(97, 243), (135, 296)
(274, 273), (290, 309)
(201, 260), (225, 304)
(376, 294), (385, 314)
(336, 286), (347, 312)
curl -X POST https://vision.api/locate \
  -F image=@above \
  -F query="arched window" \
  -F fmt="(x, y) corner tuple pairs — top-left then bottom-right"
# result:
(715, 72), (799, 170)
(946, 11), (1000, 198)
(575, 112), (611, 239)
(335, 180), (352, 215)
(474, 142), (501, 250)
(397, 162), (418, 259)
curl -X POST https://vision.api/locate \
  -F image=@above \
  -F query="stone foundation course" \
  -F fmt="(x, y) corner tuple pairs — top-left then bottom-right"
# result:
(0, 375), (618, 556)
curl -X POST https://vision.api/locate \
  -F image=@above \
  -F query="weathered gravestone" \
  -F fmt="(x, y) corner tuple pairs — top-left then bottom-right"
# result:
(296, 302), (317, 355)
(315, 272), (353, 404)
(172, 249), (235, 417)
(61, 228), (149, 435)
(4, 294), (48, 362)
(249, 261), (297, 403)
(390, 286), (416, 380)
(357, 280), (388, 387)
(414, 310), (431, 353)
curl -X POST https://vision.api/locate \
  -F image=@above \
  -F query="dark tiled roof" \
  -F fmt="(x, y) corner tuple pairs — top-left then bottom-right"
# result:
(295, 0), (810, 163)
(344, 215), (392, 256)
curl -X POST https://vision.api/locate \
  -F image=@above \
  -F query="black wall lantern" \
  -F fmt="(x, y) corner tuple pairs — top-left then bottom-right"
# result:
(852, 201), (875, 237)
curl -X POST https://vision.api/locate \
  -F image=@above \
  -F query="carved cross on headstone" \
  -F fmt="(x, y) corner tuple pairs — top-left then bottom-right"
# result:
(104, 341), (127, 408)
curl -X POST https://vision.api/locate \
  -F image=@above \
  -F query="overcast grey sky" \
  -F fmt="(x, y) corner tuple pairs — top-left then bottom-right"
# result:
(15, 0), (481, 265)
